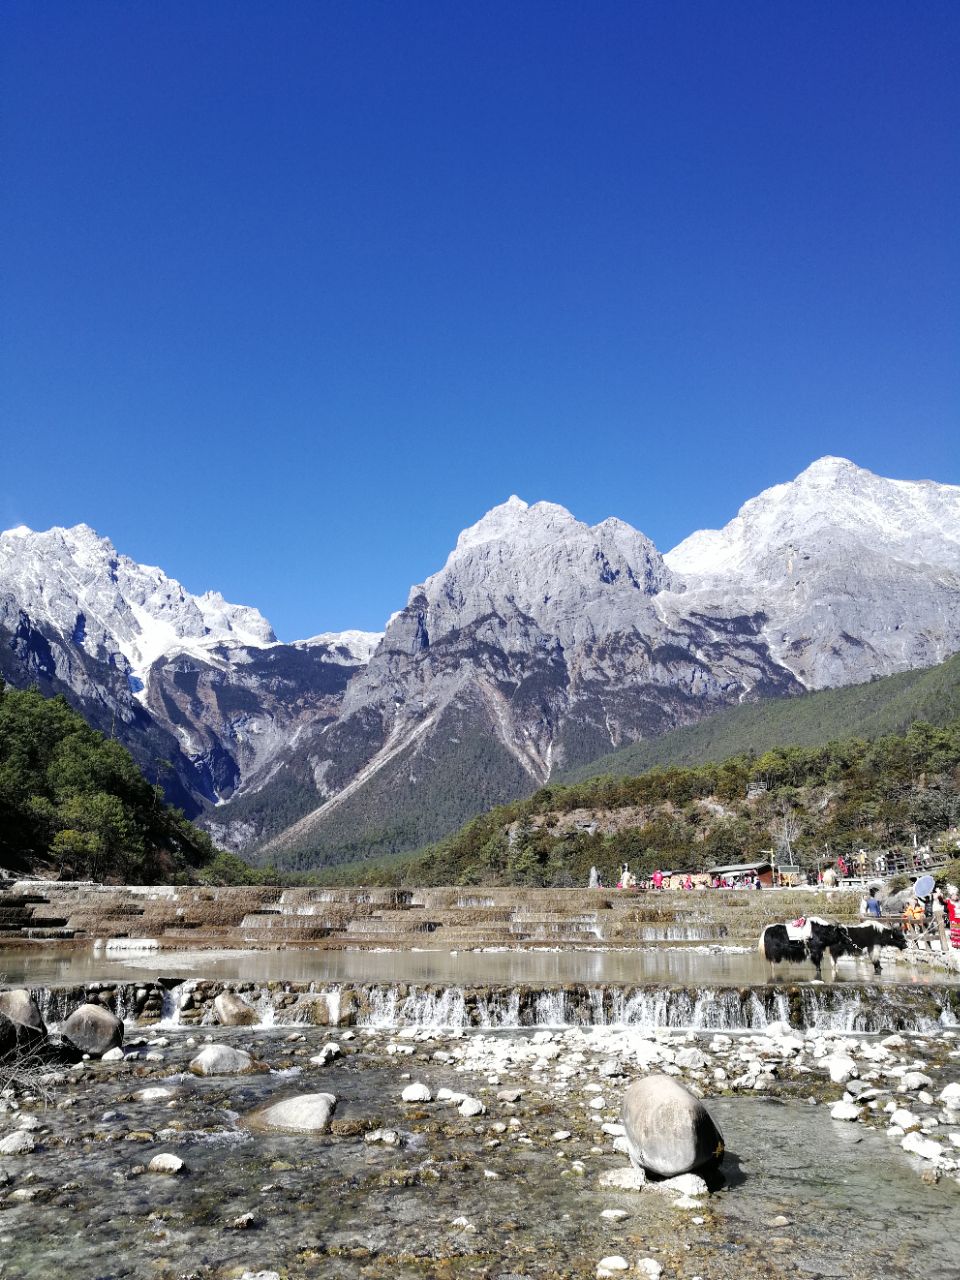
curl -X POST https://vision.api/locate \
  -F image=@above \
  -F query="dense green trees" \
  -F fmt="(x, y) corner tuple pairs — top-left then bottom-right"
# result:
(341, 717), (960, 888)
(0, 679), (216, 881)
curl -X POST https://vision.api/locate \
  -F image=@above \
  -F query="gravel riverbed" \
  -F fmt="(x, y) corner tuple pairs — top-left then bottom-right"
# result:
(1, 1021), (958, 1280)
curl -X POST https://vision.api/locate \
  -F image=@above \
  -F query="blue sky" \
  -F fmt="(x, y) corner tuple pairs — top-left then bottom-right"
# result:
(2, 2), (958, 639)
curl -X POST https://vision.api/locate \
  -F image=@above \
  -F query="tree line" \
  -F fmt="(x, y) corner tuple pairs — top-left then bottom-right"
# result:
(0, 680), (217, 882)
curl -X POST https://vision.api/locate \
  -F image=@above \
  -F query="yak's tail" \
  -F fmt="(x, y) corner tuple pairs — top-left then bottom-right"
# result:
(757, 925), (768, 957)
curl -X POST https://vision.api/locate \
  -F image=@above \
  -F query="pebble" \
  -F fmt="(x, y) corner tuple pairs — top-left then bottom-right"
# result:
(365, 1129), (402, 1146)
(637, 1261), (664, 1280)
(401, 1082), (432, 1103)
(147, 1153), (185, 1175)
(0, 1130), (36, 1156)
(596, 1256), (629, 1277)
(831, 1101), (862, 1121)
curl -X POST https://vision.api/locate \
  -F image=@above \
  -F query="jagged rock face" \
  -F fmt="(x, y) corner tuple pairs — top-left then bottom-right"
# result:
(666, 457), (960, 686)
(257, 501), (800, 865)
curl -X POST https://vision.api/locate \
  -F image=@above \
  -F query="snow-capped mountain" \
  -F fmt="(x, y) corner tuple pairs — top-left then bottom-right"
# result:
(0, 523), (276, 693)
(667, 457), (960, 686)
(0, 524), (376, 814)
(2, 456), (958, 867)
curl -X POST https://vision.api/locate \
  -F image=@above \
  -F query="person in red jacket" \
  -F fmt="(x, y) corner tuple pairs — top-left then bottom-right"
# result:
(947, 889), (960, 950)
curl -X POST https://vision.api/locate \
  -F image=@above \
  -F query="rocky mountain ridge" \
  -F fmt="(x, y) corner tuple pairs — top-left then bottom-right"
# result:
(2, 457), (959, 866)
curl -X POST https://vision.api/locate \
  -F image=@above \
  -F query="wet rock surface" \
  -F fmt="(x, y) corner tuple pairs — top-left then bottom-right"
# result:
(0, 1018), (956, 1278)
(621, 1075), (724, 1176)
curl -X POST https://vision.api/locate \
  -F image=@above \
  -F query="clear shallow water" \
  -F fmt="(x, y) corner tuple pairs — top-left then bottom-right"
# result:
(2, 943), (955, 989)
(0, 1028), (957, 1280)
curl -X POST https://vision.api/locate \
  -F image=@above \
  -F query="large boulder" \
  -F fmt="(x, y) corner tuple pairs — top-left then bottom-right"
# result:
(250, 1093), (337, 1133)
(188, 1044), (262, 1076)
(0, 990), (46, 1035)
(0, 1007), (47, 1062)
(214, 992), (259, 1027)
(60, 1003), (123, 1057)
(621, 1075), (724, 1177)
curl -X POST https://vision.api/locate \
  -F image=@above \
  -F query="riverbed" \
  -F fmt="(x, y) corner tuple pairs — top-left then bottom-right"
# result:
(0, 1021), (958, 1280)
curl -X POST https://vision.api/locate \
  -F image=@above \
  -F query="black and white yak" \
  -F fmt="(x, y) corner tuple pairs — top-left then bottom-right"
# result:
(759, 917), (907, 979)
(759, 917), (842, 980)
(830, 922), (907, 974)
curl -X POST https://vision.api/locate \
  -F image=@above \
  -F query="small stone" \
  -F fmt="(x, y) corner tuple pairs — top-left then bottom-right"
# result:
(252, 1093), (336, 1134)
(831, 1101), (862, 1121)
(648, 1172), (708, 1199)
(891, 1109), (920, 1131)
(214, 992), (259, 1026)
(637, 1261), (663, 1280)
(147, 1153), (185, 1175)
(365, 1129), (402, 1146)
(596, 1256), (629, 1277)
(101, 1047), (125, 1063)
(402, 1082), (432, 1103)
(497, 1088), (523, 1102)
(598, 1167), (646, 1191)
(600, 1209), (628, 1221)
(902, 1072), (934, 1091)
(189, 1045), (259, 1077)
(230, 1212), (257, 1230)
(901, 1132), (943, 1162)
(0, 1130), (36, 1156)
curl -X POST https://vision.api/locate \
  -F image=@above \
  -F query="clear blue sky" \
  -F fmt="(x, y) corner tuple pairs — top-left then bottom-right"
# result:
(2, 2), (958, 639)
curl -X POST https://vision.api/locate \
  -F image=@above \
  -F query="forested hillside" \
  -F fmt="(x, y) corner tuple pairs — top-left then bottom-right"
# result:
(0, 679), (217, 882)
(560, 652), (960, 785)
(333, 719), (960, 888)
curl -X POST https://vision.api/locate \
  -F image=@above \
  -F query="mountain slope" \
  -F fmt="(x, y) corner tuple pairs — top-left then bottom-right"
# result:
(0, 679), (216, 880)
(559, 649), (960, 784)
(667, 456), (960, 687)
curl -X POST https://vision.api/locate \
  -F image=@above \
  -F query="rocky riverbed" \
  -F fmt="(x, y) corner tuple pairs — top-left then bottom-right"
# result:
(1, 1015), (959, 1280)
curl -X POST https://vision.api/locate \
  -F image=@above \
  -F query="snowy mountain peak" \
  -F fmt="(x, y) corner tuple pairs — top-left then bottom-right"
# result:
(393, 496), (675, 652)
(666, 457), (960, 581)
(0, 522), (276, 688)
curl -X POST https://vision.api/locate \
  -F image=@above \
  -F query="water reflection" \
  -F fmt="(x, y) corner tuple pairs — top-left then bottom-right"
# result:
(1, 943), (955, 988)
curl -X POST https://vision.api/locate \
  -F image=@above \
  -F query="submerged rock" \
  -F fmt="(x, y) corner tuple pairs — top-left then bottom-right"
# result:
(621, 1074), (724, 1177)
(61, 1003), (123, 1057)
(251, 1093), (337, 1134)
(188, 1045), (261, 1076)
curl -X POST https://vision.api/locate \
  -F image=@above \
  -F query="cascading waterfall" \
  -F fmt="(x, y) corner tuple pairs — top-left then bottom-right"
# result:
(16, 978), (960, 1034)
